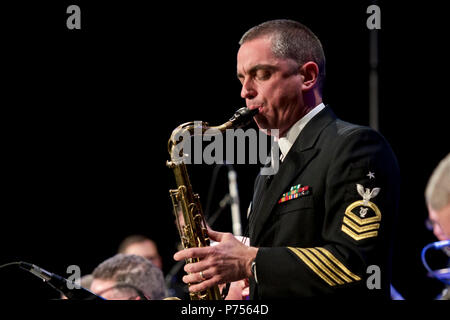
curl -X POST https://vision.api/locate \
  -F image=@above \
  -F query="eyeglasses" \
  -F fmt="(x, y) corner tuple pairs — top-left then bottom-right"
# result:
(97, 283), (150, 300)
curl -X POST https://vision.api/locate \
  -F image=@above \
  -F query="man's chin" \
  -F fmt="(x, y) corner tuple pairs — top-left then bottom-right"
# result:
(255, 126), (280, 138)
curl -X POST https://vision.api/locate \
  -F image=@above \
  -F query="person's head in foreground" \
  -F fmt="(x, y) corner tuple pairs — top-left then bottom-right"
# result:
(90, 253), (167, 300)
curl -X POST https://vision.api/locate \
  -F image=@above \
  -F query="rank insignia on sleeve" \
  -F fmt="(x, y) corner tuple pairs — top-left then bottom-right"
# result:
(278, 184), (310, 204)
(341, 184), (381, 241)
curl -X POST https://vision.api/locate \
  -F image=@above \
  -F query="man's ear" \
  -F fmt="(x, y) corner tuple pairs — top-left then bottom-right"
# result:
(300, 61), (319, 91)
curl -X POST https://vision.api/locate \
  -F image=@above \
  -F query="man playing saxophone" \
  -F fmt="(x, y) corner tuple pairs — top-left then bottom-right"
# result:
(174, 19), (400, 299)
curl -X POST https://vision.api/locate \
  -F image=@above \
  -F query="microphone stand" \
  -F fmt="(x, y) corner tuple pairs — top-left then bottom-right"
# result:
(207, 194), (232, 227)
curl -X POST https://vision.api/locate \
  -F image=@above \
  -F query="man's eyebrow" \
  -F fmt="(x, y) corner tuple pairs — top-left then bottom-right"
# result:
(237, 64), (278, 78)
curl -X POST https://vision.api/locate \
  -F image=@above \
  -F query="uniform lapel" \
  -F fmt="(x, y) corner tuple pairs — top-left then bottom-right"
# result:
(250, 106), (337, 245)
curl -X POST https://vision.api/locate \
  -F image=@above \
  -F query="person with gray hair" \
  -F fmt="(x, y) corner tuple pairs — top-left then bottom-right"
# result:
(425, 153), (450, 241)
(424, 153), (450, 300)
(90, 254), (167, 300)
(239, 19), (326, 96)
(175, 19), (400, 299)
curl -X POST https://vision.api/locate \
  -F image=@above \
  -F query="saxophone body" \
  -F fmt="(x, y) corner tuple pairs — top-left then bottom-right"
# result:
(166, 107), (258, 300)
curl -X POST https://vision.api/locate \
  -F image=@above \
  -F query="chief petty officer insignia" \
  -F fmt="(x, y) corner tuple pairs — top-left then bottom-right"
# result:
(341, 183), (381, 241)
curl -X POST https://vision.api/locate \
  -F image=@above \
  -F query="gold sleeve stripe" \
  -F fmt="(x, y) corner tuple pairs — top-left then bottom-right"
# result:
(315, 247), (361, 281)
(343, 216), (380, 233)
(307, 248), (353, 283)
(287, 247), (336, 286)
(298, 248), (345, 285)
(341, 225), (378, 241)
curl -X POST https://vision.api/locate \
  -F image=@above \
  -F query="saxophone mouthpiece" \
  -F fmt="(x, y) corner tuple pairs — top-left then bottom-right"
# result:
(228, 107), (259, 129)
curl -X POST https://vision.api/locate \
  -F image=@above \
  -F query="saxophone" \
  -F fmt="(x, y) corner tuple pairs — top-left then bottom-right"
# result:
(166, 107), (258, 300)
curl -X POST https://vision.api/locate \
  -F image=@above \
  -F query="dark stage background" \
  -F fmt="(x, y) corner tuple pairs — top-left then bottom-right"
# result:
(2, 1), (448, 300)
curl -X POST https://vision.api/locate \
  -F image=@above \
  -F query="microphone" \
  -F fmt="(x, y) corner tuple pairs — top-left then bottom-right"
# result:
(19, 262), (105, 300)
(227, 164), (242, 236)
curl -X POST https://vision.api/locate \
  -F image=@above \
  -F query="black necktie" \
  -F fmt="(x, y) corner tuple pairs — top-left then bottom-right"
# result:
(247, 174), (273, 235)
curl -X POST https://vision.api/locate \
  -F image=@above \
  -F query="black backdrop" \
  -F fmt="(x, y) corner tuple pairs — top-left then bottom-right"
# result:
(2, 1), (448, 300)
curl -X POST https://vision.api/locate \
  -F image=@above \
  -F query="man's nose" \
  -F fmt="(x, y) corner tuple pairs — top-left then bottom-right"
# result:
(240, 79), (257, 99)
(434, 224), (446, 241)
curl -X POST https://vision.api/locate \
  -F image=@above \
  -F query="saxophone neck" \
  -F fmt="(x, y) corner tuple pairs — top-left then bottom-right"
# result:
(167, 107), (258, 162)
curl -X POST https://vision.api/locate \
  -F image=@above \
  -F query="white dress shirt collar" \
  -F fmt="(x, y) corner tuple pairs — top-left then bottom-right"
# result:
(278, 103), (326, 161)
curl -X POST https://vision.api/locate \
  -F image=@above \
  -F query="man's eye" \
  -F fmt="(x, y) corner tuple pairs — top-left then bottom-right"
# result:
(256, 70), (271, 80)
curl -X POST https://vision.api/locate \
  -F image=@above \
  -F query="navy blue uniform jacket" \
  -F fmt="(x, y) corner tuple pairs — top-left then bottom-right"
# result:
(249, 106), (400, 299)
